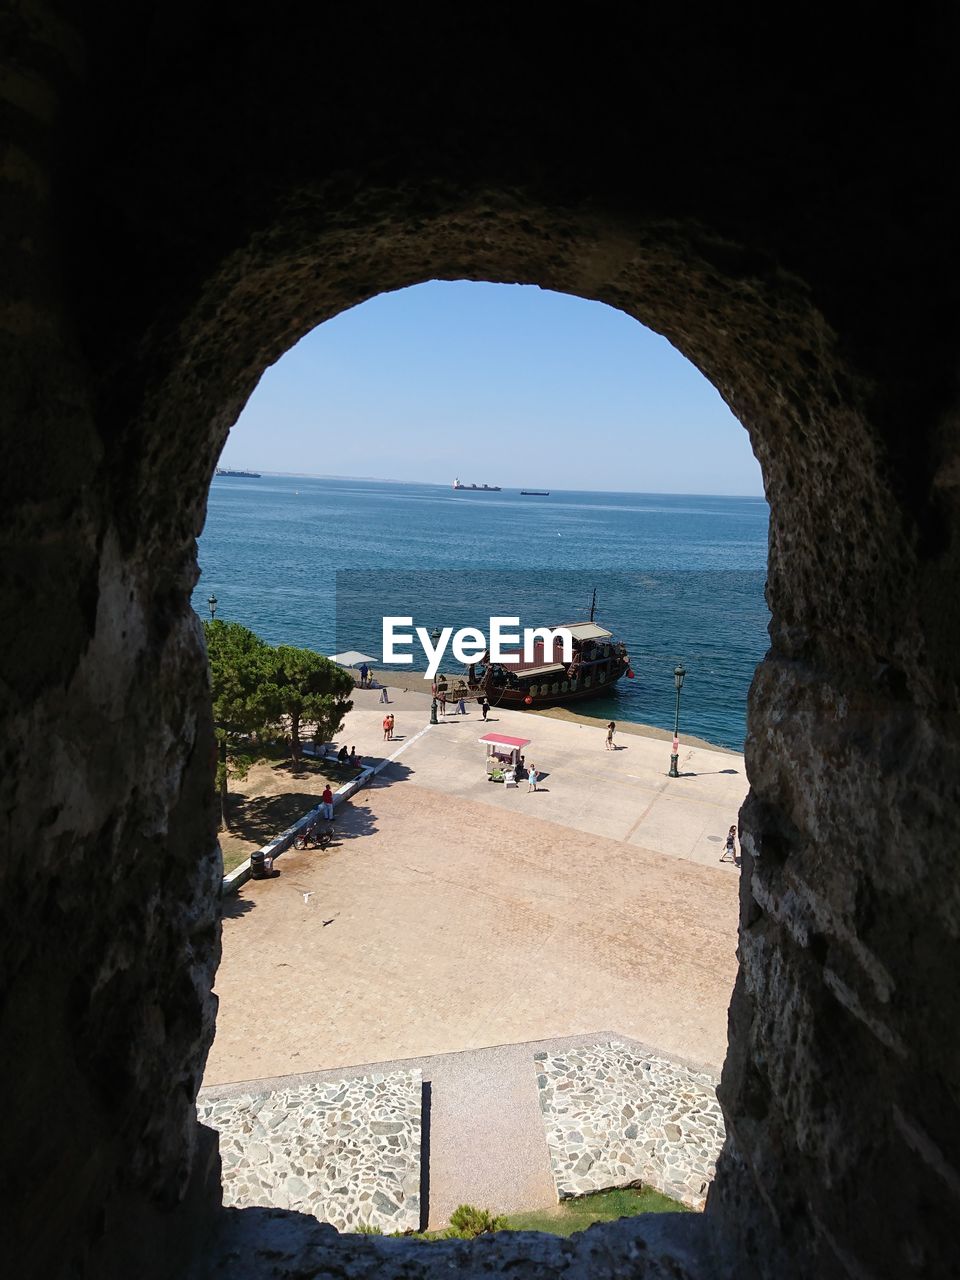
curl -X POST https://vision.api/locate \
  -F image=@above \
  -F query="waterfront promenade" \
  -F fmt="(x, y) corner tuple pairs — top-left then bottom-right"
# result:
(206, 685), (745, 1086)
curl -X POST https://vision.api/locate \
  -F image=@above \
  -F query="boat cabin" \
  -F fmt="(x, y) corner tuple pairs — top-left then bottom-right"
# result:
(470, 621), (630, 707)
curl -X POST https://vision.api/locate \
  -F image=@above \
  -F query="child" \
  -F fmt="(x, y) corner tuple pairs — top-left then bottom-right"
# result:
(722, 825), (737, 862)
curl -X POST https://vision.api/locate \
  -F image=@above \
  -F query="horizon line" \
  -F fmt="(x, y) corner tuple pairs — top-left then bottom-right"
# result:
(213, 470), (768, 500)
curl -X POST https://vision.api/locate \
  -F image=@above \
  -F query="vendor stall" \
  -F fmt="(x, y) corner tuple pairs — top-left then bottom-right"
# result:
(478, 732), (531, 786)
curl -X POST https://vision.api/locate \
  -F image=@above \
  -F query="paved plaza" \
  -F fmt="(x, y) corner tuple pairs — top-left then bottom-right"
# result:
(206, 688), (744, 1225)
(342, 685), (748, 869)
(207, 686), (744, 1086)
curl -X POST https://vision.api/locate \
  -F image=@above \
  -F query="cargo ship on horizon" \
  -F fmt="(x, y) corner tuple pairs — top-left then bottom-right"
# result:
(453, 477), (501, 491)
(215, 467), (261, 478)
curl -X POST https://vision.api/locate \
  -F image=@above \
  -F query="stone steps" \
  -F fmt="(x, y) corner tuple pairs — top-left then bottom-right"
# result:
(198, 1033), (723, 1232)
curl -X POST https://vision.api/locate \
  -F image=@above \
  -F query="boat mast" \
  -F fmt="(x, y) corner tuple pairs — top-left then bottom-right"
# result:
(590, 587), (597, 622)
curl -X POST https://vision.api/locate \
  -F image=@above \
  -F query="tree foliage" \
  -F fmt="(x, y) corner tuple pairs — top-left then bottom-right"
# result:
(271, 645), (354, 762)
(203, 620), (281, 828)
(203, 621), (355, 827)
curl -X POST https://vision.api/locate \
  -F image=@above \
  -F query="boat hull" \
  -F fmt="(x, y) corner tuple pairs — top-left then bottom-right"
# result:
(468, 668), (628, 710)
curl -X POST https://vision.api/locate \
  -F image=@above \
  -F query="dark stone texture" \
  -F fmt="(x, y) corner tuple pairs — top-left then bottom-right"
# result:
(191, 1206), (715, 1280)
(2, 5), (959, 1279)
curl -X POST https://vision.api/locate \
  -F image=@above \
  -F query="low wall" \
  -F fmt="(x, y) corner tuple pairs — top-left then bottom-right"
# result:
(222, 752), (376, 894)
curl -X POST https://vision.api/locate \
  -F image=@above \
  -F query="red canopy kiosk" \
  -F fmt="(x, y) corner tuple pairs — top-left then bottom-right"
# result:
(478, 733), (531, 782)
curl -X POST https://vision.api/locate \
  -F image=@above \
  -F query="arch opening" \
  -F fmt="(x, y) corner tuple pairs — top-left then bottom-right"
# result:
(118, 204), (956, 1274)
(196, 279), (767, 1231)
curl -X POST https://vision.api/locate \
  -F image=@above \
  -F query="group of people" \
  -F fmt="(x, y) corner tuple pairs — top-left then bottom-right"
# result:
(357, 662), (390, 700)
(382, 713), (396, 740)
(432, 684), (490, 720)
(336, 744), (361, 769)
(437, 691), (496, 721)
(492, 753), (539, 791)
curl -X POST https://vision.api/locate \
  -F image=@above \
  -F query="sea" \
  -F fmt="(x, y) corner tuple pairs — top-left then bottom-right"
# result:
(193, 476), (770, 751)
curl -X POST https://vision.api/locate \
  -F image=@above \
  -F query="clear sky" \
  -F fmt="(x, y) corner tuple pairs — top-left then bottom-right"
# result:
(220, 281), (764, 496)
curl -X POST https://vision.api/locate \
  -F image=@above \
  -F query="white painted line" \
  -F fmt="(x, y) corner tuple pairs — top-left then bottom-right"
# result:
(373, 722), (433, 772)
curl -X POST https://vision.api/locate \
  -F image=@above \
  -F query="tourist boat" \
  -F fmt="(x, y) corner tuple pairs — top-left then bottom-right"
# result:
(453, 477), (501, 491)
(456, 594), (633, 710)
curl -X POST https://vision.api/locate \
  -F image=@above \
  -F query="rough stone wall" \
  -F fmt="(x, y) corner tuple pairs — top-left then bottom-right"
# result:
(2, 6), (959, 1279)
(1, 7), (222, 1277)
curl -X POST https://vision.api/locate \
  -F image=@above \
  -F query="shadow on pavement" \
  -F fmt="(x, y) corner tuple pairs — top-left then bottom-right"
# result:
(420, 1080), (432, 1231)
(221, 895), (256, 920)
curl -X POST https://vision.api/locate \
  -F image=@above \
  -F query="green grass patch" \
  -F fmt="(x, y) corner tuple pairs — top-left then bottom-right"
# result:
(221, 846), (252, 875)
(499, 1187), (690, 1235)
(354, 1190), (691, 1242)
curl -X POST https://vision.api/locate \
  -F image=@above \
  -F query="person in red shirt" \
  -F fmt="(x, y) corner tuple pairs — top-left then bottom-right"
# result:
(320, 785), (334, 821)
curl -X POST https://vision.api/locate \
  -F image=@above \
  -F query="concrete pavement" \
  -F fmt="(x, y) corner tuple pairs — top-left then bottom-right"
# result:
(335, 684), (747, 871)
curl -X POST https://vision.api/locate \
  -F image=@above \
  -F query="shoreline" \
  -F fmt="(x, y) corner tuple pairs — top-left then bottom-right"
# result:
(363, 668), (735, 756)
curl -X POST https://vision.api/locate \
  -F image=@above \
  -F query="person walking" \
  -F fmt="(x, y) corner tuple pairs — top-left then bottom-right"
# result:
(527, 763), (539, 793)
(721, 825), (737, 862)
(388, 713), (395, 740)
(382, 713), (391, 741)
(438, 690), (447, 715)
(457, 694), (466, 715)
(320, 784), (334, 821)
(359, 662), (368, 688)
(605, 721), (616, 750)
(480, 697), (489, 721)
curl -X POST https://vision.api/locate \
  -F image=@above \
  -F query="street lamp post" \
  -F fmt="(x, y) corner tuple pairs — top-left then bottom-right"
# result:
(668, 663), (686, 778)
(429, 627), (441, 725)
(207, 593), (218, 621)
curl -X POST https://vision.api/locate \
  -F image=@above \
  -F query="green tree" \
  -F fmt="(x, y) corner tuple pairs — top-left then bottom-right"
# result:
(203, 620), (281, 829)
(271, 645), (354, 763)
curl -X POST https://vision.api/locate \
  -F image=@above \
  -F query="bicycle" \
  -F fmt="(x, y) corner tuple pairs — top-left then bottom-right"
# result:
(293, 823), (335, 851)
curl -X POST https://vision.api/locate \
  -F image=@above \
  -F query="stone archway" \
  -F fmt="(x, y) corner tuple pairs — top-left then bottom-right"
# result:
(4, 10), (959, 1280)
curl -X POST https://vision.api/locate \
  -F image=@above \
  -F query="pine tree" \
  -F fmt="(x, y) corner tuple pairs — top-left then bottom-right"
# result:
(203, 620), (280, 829)
(271, 645), (354, 764)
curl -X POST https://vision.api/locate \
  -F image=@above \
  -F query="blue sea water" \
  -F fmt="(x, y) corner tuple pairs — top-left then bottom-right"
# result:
(194, 476), (770, 750)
